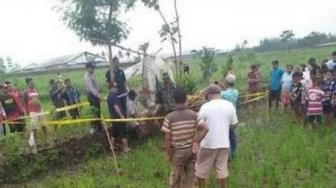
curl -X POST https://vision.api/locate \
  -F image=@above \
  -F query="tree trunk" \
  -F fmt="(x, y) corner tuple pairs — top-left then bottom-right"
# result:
(157, 8), (178, 82)
(174, 0), (182, 84)
(107, 3), (114, 83)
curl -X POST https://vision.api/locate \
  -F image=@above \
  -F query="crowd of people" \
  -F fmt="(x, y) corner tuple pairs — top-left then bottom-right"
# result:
(0, 56), (176, 154)
(161, 50), (336, 188)
(267, 51), (336, 128)
(0, 49), (335, 186)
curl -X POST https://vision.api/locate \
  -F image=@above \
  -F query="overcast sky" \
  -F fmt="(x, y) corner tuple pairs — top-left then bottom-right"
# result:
(0, 0), (335, 66)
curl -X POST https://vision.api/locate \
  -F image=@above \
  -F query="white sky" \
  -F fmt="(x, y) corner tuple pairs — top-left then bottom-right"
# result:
(0, 0), (335, 66)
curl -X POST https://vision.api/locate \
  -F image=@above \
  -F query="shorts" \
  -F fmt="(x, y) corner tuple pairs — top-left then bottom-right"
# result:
(305, 115), (323, 124)
(281, 91), (291, 105)
(169, 147), (196, 188)
(291, 99), (301, 112)
(29, 112), (47, 130)
(323, 105), (333, 114)
(269, 89), (281, 101)
(195, 148), (229, 179)
(112, 122), (127, 138)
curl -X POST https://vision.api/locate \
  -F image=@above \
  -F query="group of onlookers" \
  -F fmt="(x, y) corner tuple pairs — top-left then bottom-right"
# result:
(161, 50), (336, 188)
(268, 51), (336, 128)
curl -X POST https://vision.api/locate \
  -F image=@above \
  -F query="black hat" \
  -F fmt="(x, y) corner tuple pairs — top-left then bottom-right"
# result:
(85, 62), (95, 69)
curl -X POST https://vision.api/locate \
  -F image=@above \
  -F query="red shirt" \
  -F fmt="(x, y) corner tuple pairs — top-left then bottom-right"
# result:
(24, 88), (42, 113)
(9, 89), (25, 114)
(247, 71), (260, 92)
(305, 87), (324, 115)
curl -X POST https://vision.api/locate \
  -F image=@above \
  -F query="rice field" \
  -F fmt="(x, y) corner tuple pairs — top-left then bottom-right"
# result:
(1, 45), (336, 187)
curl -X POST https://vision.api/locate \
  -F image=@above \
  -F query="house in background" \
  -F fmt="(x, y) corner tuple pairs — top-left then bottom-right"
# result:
(18, 51), (139, 73)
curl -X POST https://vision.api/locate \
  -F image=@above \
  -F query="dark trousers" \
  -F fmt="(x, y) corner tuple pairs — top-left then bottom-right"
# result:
(119, 95), (127, 117)
(9, 119), (25, 133)
(269, 89), (281, 110)
(87, 93), (102, 131)
(229, 128), (237, 157)
(1, 123), (6, 136)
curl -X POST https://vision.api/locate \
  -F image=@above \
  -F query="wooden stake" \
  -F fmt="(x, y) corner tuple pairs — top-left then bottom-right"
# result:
(266, 90), (269, 123)
(101, 114), (120, 175)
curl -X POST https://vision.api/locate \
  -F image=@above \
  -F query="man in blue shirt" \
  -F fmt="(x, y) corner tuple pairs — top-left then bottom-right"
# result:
(269, 60), (284, 111)
(220, 74), (239, 158)
(107, 82), (129, 152)
(105, 57), (127, 116)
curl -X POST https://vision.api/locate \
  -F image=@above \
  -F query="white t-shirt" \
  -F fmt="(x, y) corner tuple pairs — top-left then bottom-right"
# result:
(326, 60), (336, 70)
(198, 99), (238, 149)
(303, 68), (310, 82)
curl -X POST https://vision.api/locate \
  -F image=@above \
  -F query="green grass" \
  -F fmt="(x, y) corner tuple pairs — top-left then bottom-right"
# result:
(1, 46), (336, 187)
(13, 110), (336, 188)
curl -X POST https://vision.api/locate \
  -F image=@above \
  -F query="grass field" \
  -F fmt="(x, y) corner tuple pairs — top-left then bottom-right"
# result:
(1, 46), (336, 187)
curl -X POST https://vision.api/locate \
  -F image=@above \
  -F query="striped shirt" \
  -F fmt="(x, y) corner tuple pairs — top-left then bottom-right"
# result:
(305, 87), (325, 115)
(322, 80), (335, 106)
(161, 108), (200, 149)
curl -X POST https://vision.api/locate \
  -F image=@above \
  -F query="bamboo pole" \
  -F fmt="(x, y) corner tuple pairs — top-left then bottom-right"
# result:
(101, 113), (120, 175)
(266, 90), (269, 123)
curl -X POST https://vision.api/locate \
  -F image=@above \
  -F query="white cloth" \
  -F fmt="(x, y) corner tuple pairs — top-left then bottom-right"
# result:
(303, 69), (310, 83)
(281, 72), (293, 92)
(198, 99), (238, 149)
(127, 98), (138, 116)
(326, 60), (336, 70)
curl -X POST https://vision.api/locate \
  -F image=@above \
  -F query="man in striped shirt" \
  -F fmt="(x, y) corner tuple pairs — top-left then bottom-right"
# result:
(305, 78), (325, 128)
(161, 88), (208, 188)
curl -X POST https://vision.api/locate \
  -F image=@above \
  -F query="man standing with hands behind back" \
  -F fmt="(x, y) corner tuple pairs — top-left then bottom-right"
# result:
(84, 62), (102, 133)
(195, 84), (239, 188)
(161, 88), (208, 188)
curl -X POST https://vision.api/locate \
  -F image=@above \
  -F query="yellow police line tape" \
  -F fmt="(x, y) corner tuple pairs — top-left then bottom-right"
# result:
(240, 95), (267, 105)
(55, 102), (89, 112)
(5, 116), (165, 126)
(3, 90), (267, 126)
(239, 91), (267, 98)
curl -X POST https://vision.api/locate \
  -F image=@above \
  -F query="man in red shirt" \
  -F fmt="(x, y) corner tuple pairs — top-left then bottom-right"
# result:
(23, 78), (47, 153)
(5, 81), (26, 114)
(0, 84), (25, 132)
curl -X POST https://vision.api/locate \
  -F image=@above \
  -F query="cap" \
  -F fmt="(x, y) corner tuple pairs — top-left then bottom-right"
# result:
(85, 62), (95, 69)
(207, 84), (221, 95)
(226, 74), (236, 84)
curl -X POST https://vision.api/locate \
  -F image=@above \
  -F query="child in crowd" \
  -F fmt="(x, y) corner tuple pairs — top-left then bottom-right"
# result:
(290, 72), (303, 118)
(220, 74), (239, 158)
(322, 71), (335, 126)
(281, 64), (293, 112)
(304, 78), (324, 129)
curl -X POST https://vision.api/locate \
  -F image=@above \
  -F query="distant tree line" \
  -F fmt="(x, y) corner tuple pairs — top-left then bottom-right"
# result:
(252, 31), (336, 52)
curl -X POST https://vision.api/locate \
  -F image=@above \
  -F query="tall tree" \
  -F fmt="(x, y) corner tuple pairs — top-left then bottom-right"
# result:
(191, 47), (217, 84)
(280, 30), (295, 52)
(141, 0), (182, 83)
(58, 0), (136, 73)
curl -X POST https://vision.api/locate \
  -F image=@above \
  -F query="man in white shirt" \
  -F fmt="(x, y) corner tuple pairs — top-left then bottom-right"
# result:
(195, 84), (239, 188)
(326, 51), (336, 70)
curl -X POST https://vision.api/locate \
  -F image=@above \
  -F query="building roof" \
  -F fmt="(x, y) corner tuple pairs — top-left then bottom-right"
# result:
(40, 51), (106, 68)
